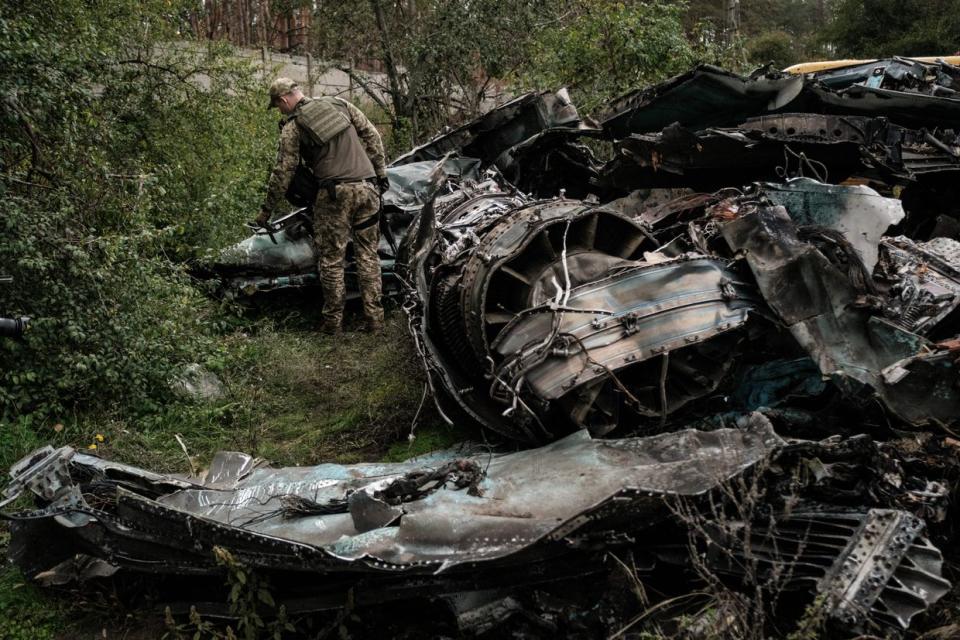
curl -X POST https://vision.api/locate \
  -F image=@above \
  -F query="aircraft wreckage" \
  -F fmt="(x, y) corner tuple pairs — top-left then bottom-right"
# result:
(6, 57), (960, 637)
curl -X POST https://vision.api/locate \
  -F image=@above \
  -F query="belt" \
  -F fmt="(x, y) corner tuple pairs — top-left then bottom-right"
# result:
(335, 177), (377, 185)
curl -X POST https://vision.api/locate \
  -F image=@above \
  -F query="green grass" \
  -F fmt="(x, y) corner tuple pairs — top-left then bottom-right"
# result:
(0, 308), (469, 638)
(0, 556), (64, 640)
(0, 312), (441, 473)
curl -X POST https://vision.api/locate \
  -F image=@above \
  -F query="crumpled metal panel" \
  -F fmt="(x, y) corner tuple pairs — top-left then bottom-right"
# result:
(760, 178), (905, 272)
(600, 65), (806, 137)
(163, 419), (781, 570)
(721, 205), (914, 384)
(391, 90), (582, 168)
(214, 219), (317, 274)
(382, 157), (483, 212)
(4, 416), (783, 575)
(721, 203), (960, 426)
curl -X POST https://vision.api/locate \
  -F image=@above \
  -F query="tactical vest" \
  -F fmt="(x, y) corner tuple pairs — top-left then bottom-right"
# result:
(289, 97), (376, 187)
(295, 98), (351, 147)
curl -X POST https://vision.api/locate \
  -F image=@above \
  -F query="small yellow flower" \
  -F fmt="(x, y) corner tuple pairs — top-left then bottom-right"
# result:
(87, 443), (98, 450)
(95, 434), (105, 442)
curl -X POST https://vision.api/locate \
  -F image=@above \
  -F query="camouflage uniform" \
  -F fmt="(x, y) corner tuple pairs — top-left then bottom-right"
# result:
(314, 182), (383, 329)
(260, 86), (387, 332)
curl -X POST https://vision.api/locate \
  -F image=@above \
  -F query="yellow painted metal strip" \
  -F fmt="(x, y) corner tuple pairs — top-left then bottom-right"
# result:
(784, 56), (960, 74)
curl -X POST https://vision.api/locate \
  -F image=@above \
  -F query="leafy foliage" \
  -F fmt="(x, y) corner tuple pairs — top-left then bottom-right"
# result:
(520, 1), (702, 112)
(311, 0), (550, 145)
(163, 547), (296, 639)
(827, 0), (960, 57)
(0, 0), (275, 419)
(746, 30), (800, 69)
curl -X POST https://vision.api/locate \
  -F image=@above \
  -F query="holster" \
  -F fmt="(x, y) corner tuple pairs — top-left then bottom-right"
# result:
(317, 179), (339, 203)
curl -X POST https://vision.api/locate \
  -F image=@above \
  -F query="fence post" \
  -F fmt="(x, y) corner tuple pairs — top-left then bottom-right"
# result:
(349, 58), (355, 99)
(306, 53), (314, 96)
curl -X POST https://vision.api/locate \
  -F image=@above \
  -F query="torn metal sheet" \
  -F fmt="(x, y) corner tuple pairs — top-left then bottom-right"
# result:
(600, 65), (806, 137)
(382, 157), (482, 212)
(3, 417), (783, 576)
(391, 89), (583, 169)
(600, 115), (960, 195)
(760, 178), (905, 272)
(722, 204), (908, 384)
(721, 201), (960, 426)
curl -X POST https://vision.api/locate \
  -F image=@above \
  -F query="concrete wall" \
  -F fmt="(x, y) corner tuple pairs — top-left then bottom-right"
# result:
(237, 46), (390, 104)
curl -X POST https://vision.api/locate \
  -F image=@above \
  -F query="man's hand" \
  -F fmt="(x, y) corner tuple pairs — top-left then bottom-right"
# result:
(254, 210), (270, 227)
(376, 176), (390, 194)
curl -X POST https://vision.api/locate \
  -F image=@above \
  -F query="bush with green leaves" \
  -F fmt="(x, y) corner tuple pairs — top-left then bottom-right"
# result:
(827, 0), (960, 58)
(0, 1), (275, 420)
(520, 0), (702, 113)
(746, 30), (799, 69)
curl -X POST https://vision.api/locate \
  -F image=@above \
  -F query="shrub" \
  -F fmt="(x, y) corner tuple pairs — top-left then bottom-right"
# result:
(520, 0), (699, 113)
(746, 30), (799, 70)
(0, 1), (274, 419)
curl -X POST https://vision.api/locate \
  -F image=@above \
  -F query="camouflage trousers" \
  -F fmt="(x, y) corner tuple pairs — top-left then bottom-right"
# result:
(313, 181), (384, 329)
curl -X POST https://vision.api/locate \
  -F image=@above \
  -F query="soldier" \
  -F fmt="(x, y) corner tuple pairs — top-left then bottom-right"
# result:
(256, 77), (389, 334)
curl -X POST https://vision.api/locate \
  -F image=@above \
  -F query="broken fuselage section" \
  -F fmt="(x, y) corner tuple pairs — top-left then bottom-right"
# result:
(1, 412), (951, 636)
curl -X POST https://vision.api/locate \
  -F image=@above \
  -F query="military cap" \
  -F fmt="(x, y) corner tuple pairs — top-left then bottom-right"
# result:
(267, 77), (299, 109)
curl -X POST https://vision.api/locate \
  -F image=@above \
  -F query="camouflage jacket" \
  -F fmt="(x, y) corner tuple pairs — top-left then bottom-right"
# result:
(260, 98), (387, 217)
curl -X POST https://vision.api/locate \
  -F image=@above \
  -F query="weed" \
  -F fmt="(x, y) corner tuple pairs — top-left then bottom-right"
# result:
(0, 563), (65, 640)
(162, 548), (296, 640)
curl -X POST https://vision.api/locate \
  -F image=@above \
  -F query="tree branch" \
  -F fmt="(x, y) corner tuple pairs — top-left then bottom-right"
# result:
(2, 92), (54, 182)
(334, 65), (392, 116)
(114, 57), (205, 84)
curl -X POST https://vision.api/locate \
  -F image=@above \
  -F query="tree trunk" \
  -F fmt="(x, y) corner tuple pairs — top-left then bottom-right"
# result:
(370, 0), (410, 126)
(723, 0), (740, 43)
